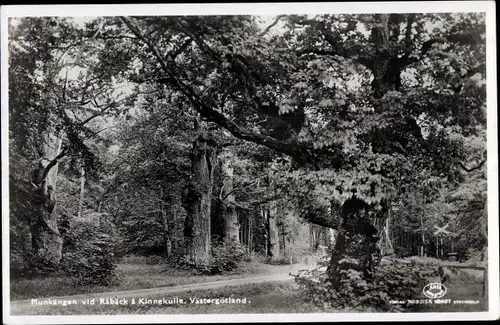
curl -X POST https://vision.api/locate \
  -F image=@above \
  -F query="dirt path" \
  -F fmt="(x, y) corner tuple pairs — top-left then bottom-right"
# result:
(10, 264), (309, 312)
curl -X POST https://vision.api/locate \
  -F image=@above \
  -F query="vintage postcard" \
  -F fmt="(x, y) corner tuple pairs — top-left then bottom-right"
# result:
(1, 2), (498, 323)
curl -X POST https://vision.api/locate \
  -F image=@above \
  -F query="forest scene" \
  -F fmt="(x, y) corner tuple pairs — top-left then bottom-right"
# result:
(7, 12), (489, 315)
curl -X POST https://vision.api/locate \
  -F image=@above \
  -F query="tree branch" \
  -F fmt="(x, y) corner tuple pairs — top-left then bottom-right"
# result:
(464, 62), (486, 78)
(221, 178), (261, 202)
(259, 15), (286, 36)
(404, 14), (416, 49)
(121, 16), (318, 167)
(297, 48), (372, 69)
(41, 147), (68, 182)
(458, 160), (485, 173)
(80, 99), (122, 126)
(168, 38), (193, 61)
(171, 18), (223, 64)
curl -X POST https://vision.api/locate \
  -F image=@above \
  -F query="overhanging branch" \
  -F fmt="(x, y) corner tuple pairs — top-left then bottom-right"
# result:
(41, 147), (68, 182)
(121, 16), (318, 167)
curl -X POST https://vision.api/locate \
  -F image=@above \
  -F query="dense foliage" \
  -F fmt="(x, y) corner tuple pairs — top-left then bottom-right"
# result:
(8, 13), (488, 308)
(294, 258), (438, 312)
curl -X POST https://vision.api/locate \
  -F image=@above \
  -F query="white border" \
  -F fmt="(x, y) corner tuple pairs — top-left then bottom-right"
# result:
(1, 2), (498, 324)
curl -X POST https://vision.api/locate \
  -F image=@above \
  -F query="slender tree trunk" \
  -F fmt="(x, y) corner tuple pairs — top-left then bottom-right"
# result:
(29, 136), (63, 264)
(248, 217), (252, 252)
(160, 188), (172, 257)
(165, 199), (173, 257)
(385, 209), (394, 255)
(263, 207), (268, 256)
(77, 166), (85, 219)
(182, 132), (216, 265)
(268, 201), (280, 260)
(281, 225), (286, 252)
(221, 158), (240, 244)
(480, 199), (487, 261)
(420, 210), (425, 257)
(309, 224), (314, 254)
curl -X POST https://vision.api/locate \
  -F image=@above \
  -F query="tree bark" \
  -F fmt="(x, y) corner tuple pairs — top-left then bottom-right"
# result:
(248, 216), (252, 252)
(263, 207), (269, 256)
(29, 136), (63, 264)
(221, 157), (240, 244)
(77, 166), (85, 219)
(268, 201), (280, 260)
(328, 228), (337, 250)
(182, 133), (216, 265)
(160, 188), (173, 257)
(327, 197), (381, 289)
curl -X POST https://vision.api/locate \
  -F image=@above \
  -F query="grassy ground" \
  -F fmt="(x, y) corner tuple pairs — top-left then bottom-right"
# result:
(10, 255), (488, 315)
(10, 257), (294, 301)
(11, 282), (329, 315)
(11, 277), (487, 315)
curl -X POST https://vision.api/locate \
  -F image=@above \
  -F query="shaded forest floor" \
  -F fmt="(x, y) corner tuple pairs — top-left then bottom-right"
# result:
(11, 256), (302, 301)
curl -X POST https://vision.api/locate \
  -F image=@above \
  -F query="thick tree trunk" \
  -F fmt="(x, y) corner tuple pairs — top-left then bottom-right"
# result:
(268, 201), (280, 260)
(182, 133), (216, 265)
(29, 137), (63, 264)
(221, 158), (240, 244)
(370, 14), (404, 99)
(325, 14), (410, 287)
(327, 197), (381, 289)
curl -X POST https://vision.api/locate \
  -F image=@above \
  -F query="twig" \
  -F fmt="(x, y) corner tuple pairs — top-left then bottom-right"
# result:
(259, 15), (286, 37)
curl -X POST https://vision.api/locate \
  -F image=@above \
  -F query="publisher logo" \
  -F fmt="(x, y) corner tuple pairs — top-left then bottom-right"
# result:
(423, 283), (447, 299)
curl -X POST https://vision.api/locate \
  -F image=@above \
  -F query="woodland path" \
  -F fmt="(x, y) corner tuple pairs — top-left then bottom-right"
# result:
(10, 263), (311, 312)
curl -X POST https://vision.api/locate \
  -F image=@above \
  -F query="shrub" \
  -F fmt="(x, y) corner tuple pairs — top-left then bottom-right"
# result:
(267, 256), (294, 265)
(268, 246), (301, 265)
(144, 255), (168, 265)
(60, 219), (120, 286)
(10, 250), (60, 279)
(179, 241), (249, 275)
(209, 241), (248, 272)
(294, 258), (439, 312)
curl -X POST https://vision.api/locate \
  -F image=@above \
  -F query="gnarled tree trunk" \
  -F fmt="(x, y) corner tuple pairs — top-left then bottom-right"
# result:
(29, 137), (64, 264)
(327, 197), (381, 289)
(325, 14), (414, 287)
(182, 133), (216, 265)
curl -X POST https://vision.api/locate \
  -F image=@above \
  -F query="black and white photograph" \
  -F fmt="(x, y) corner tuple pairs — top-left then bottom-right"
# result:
(1, 2), (499, 323)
